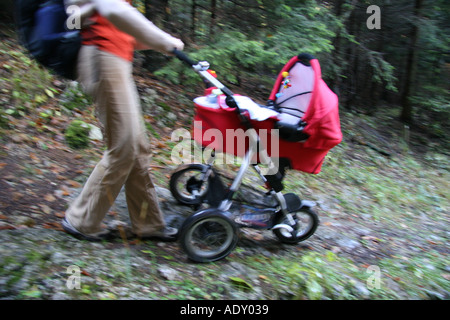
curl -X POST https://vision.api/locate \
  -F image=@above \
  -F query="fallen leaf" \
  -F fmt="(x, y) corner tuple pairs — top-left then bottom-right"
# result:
(362, 235), (380, 242)
(22, 178), (34, 185)
(331, 246), (342, 254)
(67, 180), (81, 188)
(229, 277), (253, 291)
(12, 192), (23, 201)
(108, 211), (118, 217)
(149, 165), (165, 169)
(43, 222), (63, 231)
(50, 165), (65, 174)
(59, 185), (71, 196)
(44, 193), (56, 202)
(0, 163), (7, 169)
(29, 152), (40, 163)
(55, 212), (65, 218)
(39, 204), (52, 214)
(156, 141), (166, 149)
(0, 225), (16, 230)
(81, 270), (91, 277)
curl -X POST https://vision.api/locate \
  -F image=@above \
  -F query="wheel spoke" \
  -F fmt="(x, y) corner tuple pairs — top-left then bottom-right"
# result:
(183, 215), (236, 260)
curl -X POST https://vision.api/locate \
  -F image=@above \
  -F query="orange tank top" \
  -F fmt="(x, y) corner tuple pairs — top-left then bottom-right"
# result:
(81, 2), (135, 62)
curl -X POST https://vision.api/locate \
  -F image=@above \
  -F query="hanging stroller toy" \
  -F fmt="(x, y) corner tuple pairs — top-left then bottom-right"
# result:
(169, 50), (342, 262)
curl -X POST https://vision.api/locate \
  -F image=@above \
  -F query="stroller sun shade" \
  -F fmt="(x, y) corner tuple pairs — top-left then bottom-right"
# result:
(270, 56), (315, 125)
(193, 54), (342, 174)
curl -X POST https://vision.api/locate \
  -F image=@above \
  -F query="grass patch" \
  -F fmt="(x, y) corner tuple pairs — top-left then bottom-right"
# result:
(1, 40), (55, 117)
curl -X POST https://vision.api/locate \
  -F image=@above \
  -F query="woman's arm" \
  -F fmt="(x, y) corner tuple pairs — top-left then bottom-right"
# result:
(65, 0), (183, 53)
(91, 0), (183, 53)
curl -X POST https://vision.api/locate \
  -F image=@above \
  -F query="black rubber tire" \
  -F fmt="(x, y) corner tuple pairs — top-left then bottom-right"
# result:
(179, 209), (239, 263)
(169, 164), (211, 206)
(272, 207), (319, 244)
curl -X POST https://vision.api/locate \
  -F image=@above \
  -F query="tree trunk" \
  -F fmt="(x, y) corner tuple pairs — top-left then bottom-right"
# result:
(191, 0), (197, 40)
(400, 0), (423, 123)
(329, 0), (344, 96)
(209, 0), (217, 40)
(144, 0), (170, 28)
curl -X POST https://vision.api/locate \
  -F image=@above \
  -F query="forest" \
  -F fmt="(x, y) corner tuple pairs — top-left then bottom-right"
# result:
(138, 0), (449, 131)
(0, 0), (449, 301)
(1, 0), (448, 130)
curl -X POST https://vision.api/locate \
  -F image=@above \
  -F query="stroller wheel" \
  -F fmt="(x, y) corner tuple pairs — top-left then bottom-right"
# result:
(273, 207), (319, 244)
(180, 209), (238, 263)
(170, 164), (210, 205)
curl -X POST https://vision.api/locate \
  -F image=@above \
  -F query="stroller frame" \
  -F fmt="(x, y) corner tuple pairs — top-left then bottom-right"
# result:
(170, 50), (319, 262)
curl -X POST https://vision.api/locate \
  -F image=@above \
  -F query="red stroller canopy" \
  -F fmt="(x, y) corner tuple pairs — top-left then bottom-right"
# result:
(193, 54), (342, 174)
(268, 54), (343, 173)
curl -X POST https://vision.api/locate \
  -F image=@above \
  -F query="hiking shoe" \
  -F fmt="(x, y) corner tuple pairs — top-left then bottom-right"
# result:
(61, 217), (110, 242)
(138, 226), (179, 242)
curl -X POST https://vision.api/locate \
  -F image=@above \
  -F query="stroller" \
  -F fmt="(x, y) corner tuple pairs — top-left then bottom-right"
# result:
(169, 50), (342, 262)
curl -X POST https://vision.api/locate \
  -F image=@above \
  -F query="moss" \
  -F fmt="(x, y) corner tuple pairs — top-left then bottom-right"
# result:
(65, 120), (90, 149)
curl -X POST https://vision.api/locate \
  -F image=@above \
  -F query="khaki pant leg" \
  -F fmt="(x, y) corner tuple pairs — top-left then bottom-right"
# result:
(125, 135), (165, 236)
(65, 47), (164, 235)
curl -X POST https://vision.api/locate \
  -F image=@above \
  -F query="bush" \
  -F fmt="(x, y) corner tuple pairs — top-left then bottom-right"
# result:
(65, 120), (90, 149)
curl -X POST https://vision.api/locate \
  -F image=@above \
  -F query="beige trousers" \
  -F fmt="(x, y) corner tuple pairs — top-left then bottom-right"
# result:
(65, 45), (165, 235)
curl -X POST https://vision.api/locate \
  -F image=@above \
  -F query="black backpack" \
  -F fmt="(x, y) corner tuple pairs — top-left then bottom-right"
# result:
(15, 0), (81, 79)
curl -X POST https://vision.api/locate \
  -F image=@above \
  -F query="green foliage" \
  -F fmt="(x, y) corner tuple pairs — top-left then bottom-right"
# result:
(229, 276), (253, 291)
(277, 251), (368, 300)
(65, 120), (91, 149)
(266, 1), (338, 61)
(155, 1), (339, 89)
(155, 31), (278, 87)
(60, 83), (92, 111)
(0, 44), (54, 117)
(408, 0), (449, 130)
(0, 110), (9, 129)
(377, 252), (450, 299)
(410, 86), (450, 137)
(155, 0), (448, 124)
(365, 51), (397, 92)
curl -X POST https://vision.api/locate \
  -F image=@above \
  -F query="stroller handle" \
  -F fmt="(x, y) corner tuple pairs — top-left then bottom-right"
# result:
(172, 49), (246, 126)
(173, 48), (197, 67)
(172, 49), (236, 101)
